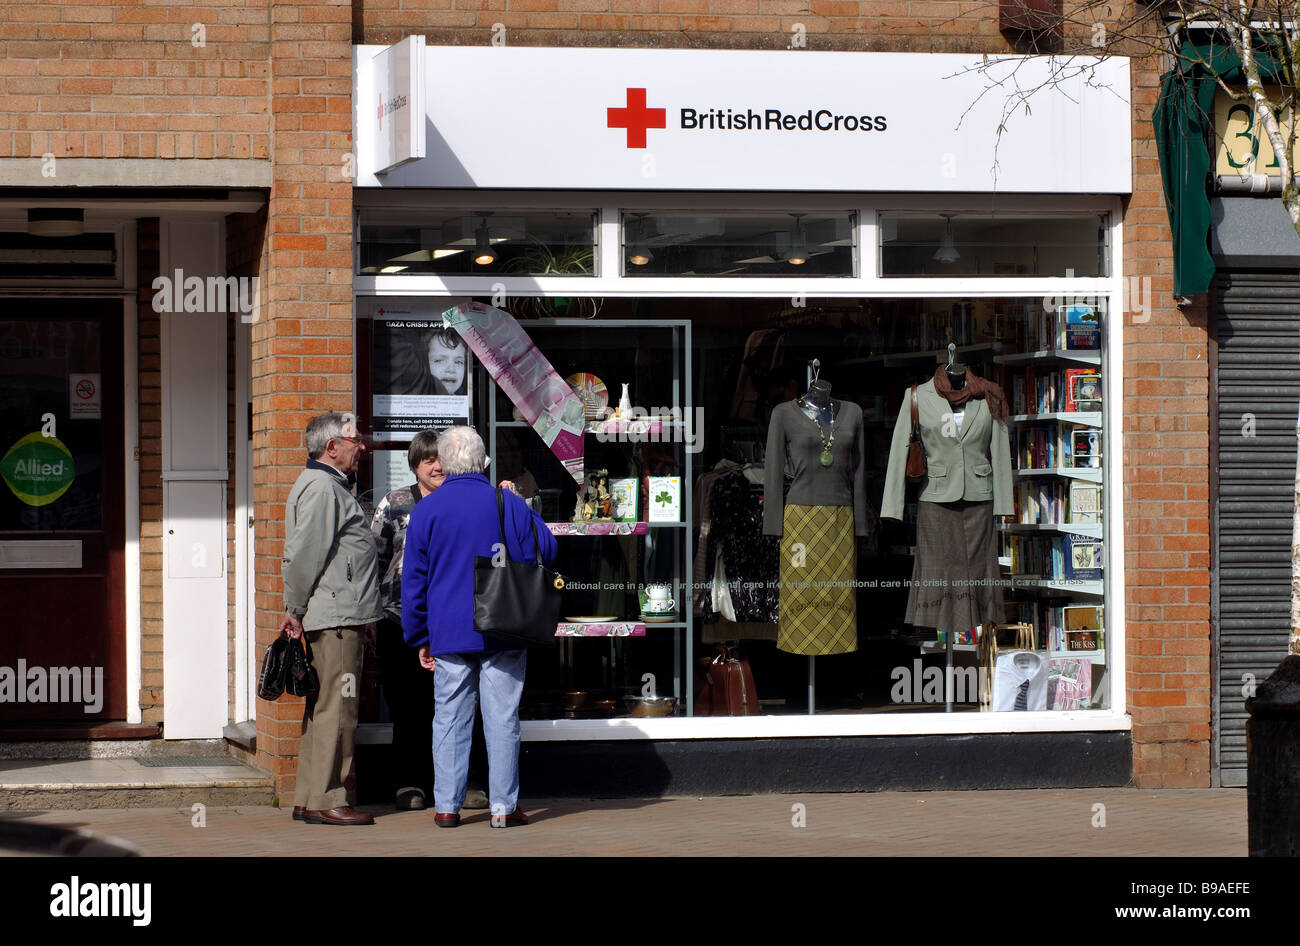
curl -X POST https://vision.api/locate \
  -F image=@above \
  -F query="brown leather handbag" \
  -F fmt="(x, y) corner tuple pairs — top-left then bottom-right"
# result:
(905, 384), (927, 481)
(695, 645), (760, 716)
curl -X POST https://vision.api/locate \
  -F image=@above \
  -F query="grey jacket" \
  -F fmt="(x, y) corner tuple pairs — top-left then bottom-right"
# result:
(282, 464), (384, 630)
(881, 380), (1014, 520)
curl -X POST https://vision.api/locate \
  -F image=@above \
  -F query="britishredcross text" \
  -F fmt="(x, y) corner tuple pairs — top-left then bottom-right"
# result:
(680, 108), (887, 132)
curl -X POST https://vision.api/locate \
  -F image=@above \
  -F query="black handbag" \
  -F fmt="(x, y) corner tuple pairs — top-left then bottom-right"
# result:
(472, 487), (564, 648)
(257, 632), (290, 701)
(285, 634), (320, 699)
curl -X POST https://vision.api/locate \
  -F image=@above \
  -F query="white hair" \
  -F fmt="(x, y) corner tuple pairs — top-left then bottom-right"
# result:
(436, 426), (486, 476)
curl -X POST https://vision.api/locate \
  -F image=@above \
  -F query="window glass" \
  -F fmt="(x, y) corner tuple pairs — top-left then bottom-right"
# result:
(358, 211), (596, 276)
(622, 212), (855, 276)
(373, 293), (1112, 719)
(880, 213), (1108, 277)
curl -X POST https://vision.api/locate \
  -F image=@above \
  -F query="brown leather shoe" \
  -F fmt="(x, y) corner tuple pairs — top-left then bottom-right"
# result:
(490, 807), (529, 828)
(434, 812), (461, 828)
(292, 806), (305, 821)
(303, 806), (375, 826)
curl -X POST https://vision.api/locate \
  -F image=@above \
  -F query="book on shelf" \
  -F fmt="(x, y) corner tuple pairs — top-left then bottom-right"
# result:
(1072, 429), (1102, 469)
(1004, 533), (1104, 582)
(1014, 480), (1068, 525)
(1064, 368), (1102, 413)
(1013, 423), (1071, 470)
(1064, 533), (1103, 581)
(1046, 658), (1093, 709)
(1062, 304), (1101, 350)
(1068, 481), (1102, 524)
(1046, 603), (1105, 652)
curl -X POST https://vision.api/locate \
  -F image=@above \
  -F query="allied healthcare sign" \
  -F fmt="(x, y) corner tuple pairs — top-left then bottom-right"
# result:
(354, 45), (1131, 193)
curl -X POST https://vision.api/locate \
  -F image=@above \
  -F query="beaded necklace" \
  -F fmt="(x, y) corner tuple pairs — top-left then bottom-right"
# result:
(796, 396), (838, 467)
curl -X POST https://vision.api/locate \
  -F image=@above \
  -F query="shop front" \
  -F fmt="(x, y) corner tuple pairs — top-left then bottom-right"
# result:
(348, 43), (1135, 793)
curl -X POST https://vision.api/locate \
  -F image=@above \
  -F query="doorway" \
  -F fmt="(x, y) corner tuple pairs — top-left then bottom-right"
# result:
(0, 299), (126, 720)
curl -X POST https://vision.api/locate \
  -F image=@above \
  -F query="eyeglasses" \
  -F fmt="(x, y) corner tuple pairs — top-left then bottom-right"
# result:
(337, 435), (365, 447)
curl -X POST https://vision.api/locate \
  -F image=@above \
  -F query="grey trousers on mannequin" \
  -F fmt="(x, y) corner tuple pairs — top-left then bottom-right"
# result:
(293, 625), (364, 811)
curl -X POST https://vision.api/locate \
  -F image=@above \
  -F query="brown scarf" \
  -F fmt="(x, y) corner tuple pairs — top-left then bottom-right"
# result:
(932, 366), (1009, 422)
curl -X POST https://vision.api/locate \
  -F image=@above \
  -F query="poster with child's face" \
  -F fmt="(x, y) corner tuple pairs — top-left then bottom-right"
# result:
(370, 302), (473, 443)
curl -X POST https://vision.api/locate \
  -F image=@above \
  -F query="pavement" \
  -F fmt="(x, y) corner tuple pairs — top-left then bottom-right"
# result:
(0, 788), (1246, 856)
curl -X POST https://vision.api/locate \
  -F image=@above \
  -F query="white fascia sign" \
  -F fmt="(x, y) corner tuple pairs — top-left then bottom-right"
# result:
(366, 35), (427, 175)
(352, 46), (1132, 194)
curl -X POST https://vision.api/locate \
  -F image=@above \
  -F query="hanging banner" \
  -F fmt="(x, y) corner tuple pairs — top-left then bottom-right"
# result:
(440, 302), (585, 483)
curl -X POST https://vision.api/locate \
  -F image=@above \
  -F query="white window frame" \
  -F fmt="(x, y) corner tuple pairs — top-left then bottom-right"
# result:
(354, 189), (1130, 741)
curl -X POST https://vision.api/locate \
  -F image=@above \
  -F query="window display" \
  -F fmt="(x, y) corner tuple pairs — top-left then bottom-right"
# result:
(358, 292), (1112, 721)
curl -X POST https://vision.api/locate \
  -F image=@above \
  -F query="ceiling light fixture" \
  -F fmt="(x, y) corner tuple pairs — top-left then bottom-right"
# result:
(627, 215), (653, 267)
(786, 213), (808, 266)
(473, 218), (497, 266)
(933, 213), (960, 264)
(28, 208), (85, 238)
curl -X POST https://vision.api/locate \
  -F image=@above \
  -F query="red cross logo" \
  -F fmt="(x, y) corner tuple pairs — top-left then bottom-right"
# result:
(607, 88), (666, 149)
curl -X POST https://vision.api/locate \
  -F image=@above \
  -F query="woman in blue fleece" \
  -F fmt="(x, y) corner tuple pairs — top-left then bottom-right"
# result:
(401, 426), (557, 828)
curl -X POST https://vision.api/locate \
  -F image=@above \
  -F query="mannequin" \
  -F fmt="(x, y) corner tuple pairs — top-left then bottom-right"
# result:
(764, 373), (869, 656)
(881, 361), (1013, 639)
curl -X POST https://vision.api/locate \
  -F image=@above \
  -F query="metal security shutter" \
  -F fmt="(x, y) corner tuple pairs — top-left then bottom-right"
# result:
(1213, 271), (1300, 787)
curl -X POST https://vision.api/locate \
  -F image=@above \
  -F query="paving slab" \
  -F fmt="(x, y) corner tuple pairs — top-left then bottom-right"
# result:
(0, 788), (1246, 857)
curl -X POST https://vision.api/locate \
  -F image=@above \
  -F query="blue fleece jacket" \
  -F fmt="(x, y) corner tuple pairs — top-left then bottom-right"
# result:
(401, 472), (558, 655)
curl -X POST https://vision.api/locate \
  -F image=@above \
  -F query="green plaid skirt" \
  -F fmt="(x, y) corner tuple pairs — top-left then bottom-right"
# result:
(777, 504), (857, 656)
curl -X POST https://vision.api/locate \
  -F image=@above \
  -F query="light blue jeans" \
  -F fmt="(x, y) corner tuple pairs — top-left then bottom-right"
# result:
(432, 649), (527, 816)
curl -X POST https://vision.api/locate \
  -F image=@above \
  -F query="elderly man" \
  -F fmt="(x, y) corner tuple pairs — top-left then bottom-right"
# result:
(281, 411), (383, 826)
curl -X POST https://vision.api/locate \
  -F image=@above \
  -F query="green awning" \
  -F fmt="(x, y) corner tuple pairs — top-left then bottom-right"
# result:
(1154, 39), (1288, 295)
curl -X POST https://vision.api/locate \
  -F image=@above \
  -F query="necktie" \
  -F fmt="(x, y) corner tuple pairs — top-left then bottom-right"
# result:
(1014, 679), (1030, 711)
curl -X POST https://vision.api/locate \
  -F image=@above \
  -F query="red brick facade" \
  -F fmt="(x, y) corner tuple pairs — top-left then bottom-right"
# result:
(2, 1), (1208, 792)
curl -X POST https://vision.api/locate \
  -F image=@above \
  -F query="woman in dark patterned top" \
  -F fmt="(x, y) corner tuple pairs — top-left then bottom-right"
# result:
(370, 429), (447, 812)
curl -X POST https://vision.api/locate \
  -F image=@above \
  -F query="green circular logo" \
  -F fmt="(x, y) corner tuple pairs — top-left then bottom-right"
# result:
(1, 432), (76, 506)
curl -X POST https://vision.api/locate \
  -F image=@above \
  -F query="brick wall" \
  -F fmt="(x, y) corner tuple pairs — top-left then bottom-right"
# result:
(355, 0), (1027, 50)
(1121, 40), (1212, 789)
(136, 218), (163, 725)
(252, 0), (355, 802)
(0, 0), (271, 162)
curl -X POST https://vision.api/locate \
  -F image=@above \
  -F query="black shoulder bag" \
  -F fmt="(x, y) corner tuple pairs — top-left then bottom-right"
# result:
(472, 488), (565, 648)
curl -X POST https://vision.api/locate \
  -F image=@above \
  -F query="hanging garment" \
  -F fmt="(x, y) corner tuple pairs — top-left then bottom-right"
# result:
(702, 466), (778, 642)
(905, 500), (1005, 633)
(776, 504), (857, 655)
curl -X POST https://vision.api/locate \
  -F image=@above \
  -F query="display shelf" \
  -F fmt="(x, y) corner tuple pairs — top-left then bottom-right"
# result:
(485, 318), (693, 708)
(1015, 466), (1102, 483)
(555, 622), (647, 637)
(547, 521), (649, 536)
(1009, 411), (1102, 427)
(1001, 522), (1103, 539)
(1032, 579), (1103, 596)
(918, 641), (979, 653)
(994, 349), (1101, 367)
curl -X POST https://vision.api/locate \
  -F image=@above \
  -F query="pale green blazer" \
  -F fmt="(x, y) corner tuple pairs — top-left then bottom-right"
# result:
(881, 379), (1014, 520)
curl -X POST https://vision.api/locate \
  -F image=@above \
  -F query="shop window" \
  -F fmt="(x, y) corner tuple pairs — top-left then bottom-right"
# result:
(358, 210), (596, 276)
(879, 213), (1108, 277)
(621, 212), (855, 276)
(358, 292), (1112, 722)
